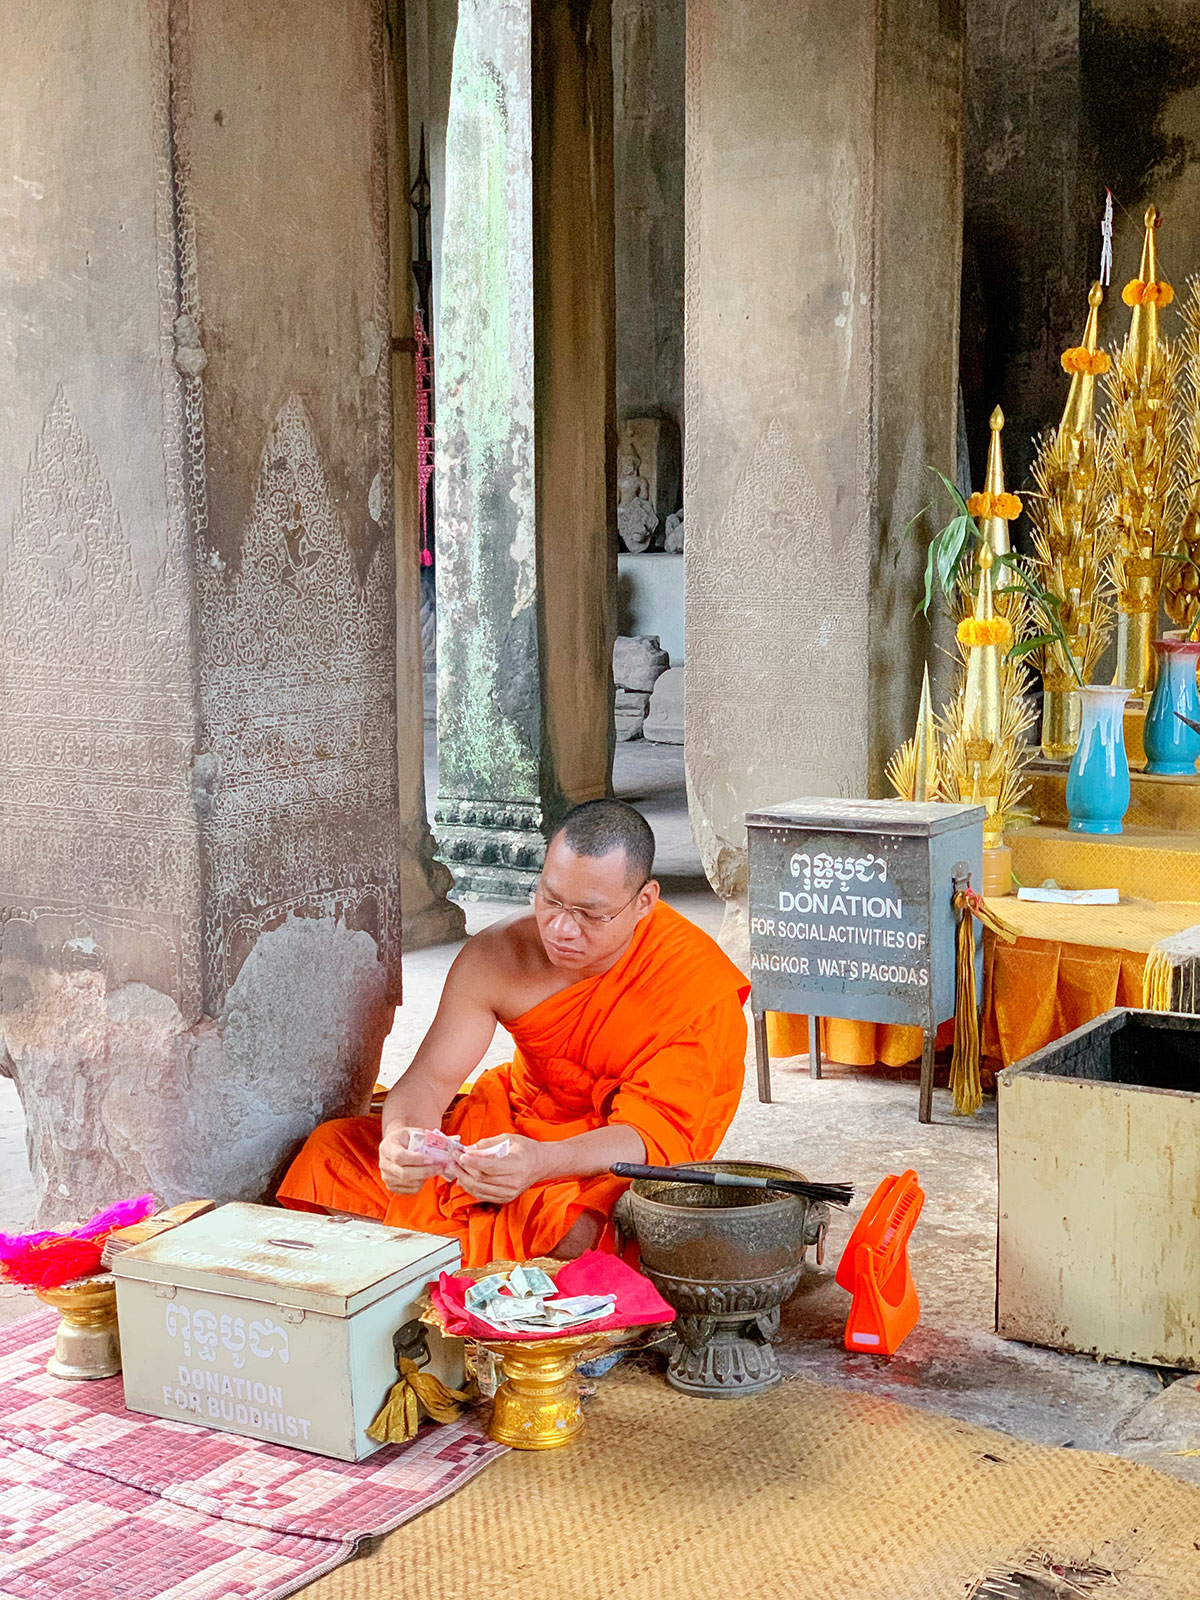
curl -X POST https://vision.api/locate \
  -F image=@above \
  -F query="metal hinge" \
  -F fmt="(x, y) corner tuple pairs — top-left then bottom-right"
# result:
(151, 1283), (178, 1301)
(276, 1306), (306, 1325)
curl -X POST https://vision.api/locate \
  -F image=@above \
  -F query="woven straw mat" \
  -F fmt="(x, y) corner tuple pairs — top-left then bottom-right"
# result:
(304, 1364), (1200, 1600)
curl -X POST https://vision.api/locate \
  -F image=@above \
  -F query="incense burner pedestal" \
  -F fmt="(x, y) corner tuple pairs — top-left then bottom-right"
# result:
(645, 1267), (803, 1396)
(35, 1275), (121, 1380)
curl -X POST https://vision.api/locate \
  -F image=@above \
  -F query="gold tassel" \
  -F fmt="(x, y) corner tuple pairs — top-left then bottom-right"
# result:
(366, 1358), (475, 1445)
(951, 888), (1020, 1117)
(1142, 944), (1174, 1012)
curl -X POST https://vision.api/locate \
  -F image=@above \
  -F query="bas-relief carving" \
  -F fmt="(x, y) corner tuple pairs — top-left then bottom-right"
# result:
(0, 392), (199, 1005)
(198, 394), (401, 1010)
(686, 417), (870, 899)
(617, 441), (659, 553)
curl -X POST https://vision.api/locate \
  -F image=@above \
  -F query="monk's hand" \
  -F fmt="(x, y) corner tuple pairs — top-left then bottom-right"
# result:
(451, 1135), (543, 1205)
(378, 1126), (442, 1195)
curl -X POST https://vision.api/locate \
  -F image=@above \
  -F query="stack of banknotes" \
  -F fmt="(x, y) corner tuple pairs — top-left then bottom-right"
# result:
(464, 1263), (616, 1334)
(409, 1129), (511, 1167)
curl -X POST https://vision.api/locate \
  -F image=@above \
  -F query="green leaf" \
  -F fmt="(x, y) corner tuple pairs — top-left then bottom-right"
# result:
(930, 468), (973, 524)
(899, 500), (934, 545)
(1007, 634), (1056, 660)
(936, 515), (972, 598)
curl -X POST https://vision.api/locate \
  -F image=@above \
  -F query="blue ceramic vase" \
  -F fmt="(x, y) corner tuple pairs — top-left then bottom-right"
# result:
(1143, 639), (1200, 775)
(1065, 686), (1132, 834)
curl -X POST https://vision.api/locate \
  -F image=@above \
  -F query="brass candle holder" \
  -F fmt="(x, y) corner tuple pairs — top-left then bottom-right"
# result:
(35, 1273), (121, 1380)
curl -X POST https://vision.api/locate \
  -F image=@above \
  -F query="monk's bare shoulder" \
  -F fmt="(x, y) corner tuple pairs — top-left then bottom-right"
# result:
(445, 911), (556, 1017)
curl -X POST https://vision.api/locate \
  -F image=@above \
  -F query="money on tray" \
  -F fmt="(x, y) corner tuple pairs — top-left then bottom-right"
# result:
(464, 1264), (617, 1335)
(508, 1263), (555, 1297)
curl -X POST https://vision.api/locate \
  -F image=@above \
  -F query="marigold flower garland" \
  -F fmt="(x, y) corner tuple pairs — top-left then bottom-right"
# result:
(1060, 346), (1111, 376)
(956, 615), (1014, 649)
(965, 490), (1022, 521)
(1122, 277), (1174, 308)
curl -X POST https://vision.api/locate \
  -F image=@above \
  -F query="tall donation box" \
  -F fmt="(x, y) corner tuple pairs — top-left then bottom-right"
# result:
(113, 1203), (463, 1461)
(746, 799), (985, 1120)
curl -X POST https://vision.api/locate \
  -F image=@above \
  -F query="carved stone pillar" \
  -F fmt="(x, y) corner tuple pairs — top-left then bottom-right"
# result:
(434, 0), (616, 901)
(684, 0), (964, 958)
(387, 0), (466, 950)
(0, 0), (402, 1224)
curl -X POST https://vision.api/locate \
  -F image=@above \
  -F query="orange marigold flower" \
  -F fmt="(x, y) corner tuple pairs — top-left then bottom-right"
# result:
(957, 616), (1014, 649)
(1123, 278), (1175, 307)
(1060, 346), (1111, 376)
(966, 491), (1022, 521)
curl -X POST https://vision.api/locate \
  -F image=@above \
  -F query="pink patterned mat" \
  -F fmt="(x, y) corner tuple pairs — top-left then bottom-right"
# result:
(0, 1310), (505, 1599)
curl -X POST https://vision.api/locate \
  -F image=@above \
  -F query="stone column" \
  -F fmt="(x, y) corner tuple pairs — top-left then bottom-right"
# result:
(612, 0), (686, 432)
(0, 0), (402, 1225)
(387, 0), (466, 950)
(684, 0), (964, 956)
(434, 0), (616, 901)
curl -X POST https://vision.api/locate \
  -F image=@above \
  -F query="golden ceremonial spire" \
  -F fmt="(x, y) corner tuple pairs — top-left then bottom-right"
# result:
(1059, 282), (1107, 440)
(1125, 204), (1171, 374)
(961, 543), (1005, 752)
(981, 408), (1011, 557)
(912, 666), (939, 802)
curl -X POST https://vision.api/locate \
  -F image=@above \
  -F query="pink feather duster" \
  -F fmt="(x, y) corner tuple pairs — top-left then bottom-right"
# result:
(0, 1194), (156, 1291)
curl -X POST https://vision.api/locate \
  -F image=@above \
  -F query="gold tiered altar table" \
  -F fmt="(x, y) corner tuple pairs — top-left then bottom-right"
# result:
(1015, 759), (1200, 902)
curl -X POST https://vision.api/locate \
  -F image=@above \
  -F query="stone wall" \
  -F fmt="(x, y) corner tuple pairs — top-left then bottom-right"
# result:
(0, 0), (401, 1225)
(962, 0), (1083, 492)
(963, 1), (1200, 492)
(612, 0), (685, 437)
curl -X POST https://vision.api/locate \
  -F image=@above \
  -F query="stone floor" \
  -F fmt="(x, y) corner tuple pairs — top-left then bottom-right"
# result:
(3, 734), (1199, 1486)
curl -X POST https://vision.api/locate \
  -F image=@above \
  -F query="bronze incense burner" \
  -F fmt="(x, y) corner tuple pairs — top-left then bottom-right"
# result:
(615, 1160), (827, 1398)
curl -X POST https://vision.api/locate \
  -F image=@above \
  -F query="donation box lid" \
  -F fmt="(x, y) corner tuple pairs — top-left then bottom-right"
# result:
(112, 1202), (460, 1318)
(746, 798), (986, 838)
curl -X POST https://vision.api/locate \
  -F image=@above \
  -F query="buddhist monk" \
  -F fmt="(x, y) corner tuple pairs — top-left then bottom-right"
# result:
(277, 799), (749, 1265)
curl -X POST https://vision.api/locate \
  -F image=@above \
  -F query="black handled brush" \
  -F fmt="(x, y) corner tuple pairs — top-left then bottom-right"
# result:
(611, 1162), (852, 1207)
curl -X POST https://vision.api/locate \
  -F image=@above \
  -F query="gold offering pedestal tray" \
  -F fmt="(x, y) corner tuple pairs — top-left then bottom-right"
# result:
(426, 1259), (626, 1452)
(35, 1274), (121, 1381)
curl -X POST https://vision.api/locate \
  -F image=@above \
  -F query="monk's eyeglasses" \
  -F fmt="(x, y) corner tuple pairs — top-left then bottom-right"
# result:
(532, 880), (648, 927)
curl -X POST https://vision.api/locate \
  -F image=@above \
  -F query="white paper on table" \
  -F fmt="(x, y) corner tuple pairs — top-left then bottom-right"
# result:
(1017, 886), (1119, 905)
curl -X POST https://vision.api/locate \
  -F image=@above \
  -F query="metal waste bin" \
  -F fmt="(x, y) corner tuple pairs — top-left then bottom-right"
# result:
(997, 1008), (1200, 1369)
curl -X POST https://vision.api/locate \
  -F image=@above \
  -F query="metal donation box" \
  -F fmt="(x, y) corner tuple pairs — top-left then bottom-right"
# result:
(114, 1202), (463, 1461)
(746, 799), (985, 1122)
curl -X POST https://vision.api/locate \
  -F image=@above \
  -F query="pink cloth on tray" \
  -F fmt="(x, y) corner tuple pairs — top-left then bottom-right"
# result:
(431, 1249), (674, 1341)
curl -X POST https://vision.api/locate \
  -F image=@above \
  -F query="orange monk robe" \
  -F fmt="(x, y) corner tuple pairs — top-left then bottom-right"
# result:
(277, 902), (749, 1265)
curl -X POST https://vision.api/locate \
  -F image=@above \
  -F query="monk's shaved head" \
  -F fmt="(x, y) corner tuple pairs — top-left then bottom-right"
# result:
(548, 799), (655, 887)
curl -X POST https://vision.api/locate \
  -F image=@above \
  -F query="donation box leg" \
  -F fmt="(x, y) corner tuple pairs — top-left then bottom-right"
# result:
(918, 1031), (935, 1124)
(754, 1011), (771, 1104)
(809, 1016), (822, 1080)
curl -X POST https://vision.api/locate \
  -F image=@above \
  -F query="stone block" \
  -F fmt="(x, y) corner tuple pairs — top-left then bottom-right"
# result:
(620, 684), (649, 739)
(613, 634), (669, 692)
(644, 665), (684, 744)
(614, 688), (650, 741)
(615, 689), (651, 713)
